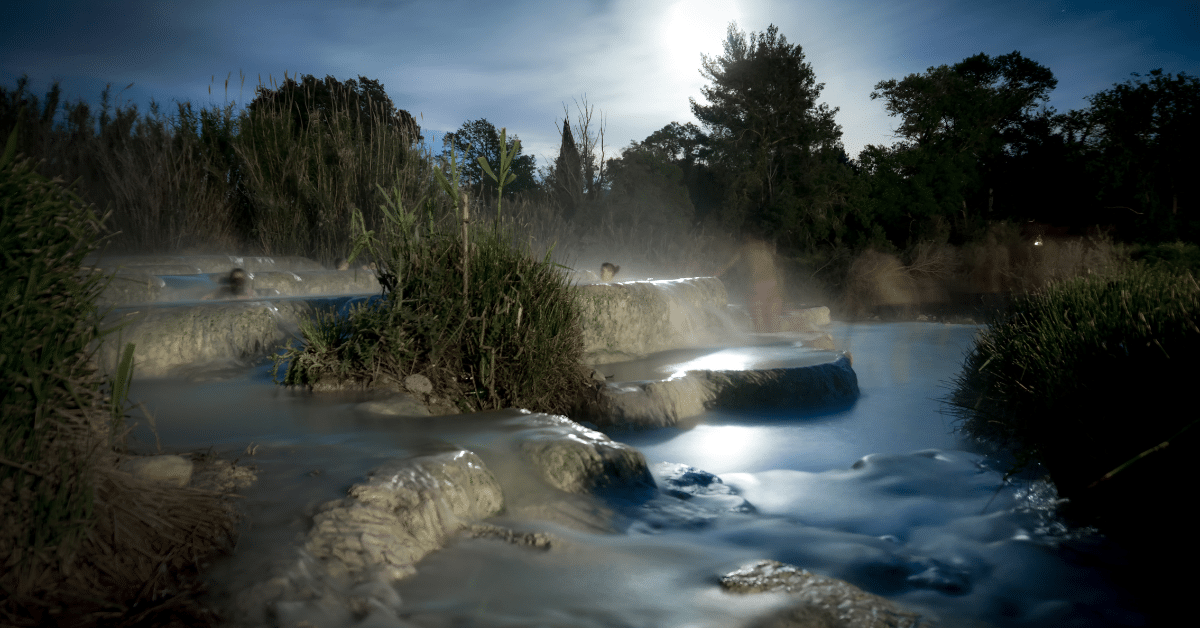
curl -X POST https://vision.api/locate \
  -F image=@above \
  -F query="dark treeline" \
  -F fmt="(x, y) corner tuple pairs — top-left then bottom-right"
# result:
(1, 23), (1196, 270)
(617, 24), (1198, 251)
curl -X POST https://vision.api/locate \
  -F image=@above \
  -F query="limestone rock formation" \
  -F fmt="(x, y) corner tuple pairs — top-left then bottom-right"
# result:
(596, 353), (858, 428)
(722, 559), (937, 628)
(92, 300), (314, 378)
(303, 450), (504, 583)
(509, 413), (657, 495)
(575, 277), (736, 363)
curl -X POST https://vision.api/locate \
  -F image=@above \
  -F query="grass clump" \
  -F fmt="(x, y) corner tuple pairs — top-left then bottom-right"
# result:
(275, 145), (594, 417)
(2, 109), (110, 583)
(1, 121), (239, 626)
(944, 262), (1200, 537)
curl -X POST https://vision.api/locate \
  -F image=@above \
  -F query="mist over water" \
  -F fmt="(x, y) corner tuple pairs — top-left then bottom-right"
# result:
(123, 321), (1144, 627)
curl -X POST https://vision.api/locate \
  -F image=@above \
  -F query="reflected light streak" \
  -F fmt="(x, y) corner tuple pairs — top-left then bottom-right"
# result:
(682, 425), (770, 473)
(668, 349), (754, 379)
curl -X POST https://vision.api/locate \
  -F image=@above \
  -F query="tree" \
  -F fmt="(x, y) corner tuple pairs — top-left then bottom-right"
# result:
(551, 116), (582, 218)
(602, 140), (695, 228)
(245, 73), (420, 144)
(642, 121), (706, 165)
(548, 97), (608, 221)
(442, 118), (537, 197)
(236, 74), (424, 259)
(867, 52), (1057, 242)
(642, 121), (724, 223)
(689, 22), (848, 249)
(1061, 69), (1200, 241)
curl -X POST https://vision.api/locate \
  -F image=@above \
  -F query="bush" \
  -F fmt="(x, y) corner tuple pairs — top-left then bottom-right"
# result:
(944, 262), (1200, 535)
(1129, 240), (1200, 276)
(1, 126), (111, 574)
(275, 184), (594, 416)
(1, 124), (239, 626)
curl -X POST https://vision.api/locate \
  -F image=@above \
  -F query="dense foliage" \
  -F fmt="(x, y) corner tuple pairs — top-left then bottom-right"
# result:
(1, 122), (108, 572)
(442, 118), (538, 197)
(2, 31), (1194, 266)
(1, 128), (241, 625)
(945, 262), (1199, 533)
(245, 73), (421, 144)
(689, 23), (855, 250)
(276, 182), (593, 416)
(863, 52), (1059, 245)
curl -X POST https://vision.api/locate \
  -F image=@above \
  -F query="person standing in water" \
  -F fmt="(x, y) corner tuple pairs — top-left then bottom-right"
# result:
(202, 268), (255, 300)
(716, 232), (783, 333)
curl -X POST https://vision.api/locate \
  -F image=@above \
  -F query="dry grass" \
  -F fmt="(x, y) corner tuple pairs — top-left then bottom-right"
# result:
(836, 221), (1127, 319)
(2, 463), (242, 628)
(840, 249), (916, 317)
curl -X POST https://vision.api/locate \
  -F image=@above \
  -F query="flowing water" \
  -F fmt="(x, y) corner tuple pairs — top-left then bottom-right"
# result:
(124, 321), (1146, 627)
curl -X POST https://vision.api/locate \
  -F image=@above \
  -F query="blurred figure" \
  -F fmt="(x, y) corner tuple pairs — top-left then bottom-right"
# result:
(716, 233), (782, 332)
(335, 256), (374, 271)
(600, 262), (620, 282)
(202, 268), (255, 300)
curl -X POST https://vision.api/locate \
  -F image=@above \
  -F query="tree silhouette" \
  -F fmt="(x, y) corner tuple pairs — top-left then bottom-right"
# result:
(690, 22), (849, 249)
(603, 139), (695, 228)
(552, 117), (583, 218)
(640, 121), (724, 224)
(246, 73), (420, 144)
(866, 52), (1057, 242)
(442, 118), (537, 197)
(1062, 69), (1200, 241)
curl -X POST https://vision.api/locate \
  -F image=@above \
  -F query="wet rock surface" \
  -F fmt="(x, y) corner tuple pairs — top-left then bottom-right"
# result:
(576, 277), (739, 363)
(357, 394), (433, 418)
(722, 559), (939, 628)
(653, 462), (755, 514)
(92, 299), (314, 378)
(706, 353), (859, 410)
(596, 352), (858, 428)
(118, 453), (194, 487)
(303, 450), (505, 583)
(508, 413), (657, 496)
(617, 462), (758, 533)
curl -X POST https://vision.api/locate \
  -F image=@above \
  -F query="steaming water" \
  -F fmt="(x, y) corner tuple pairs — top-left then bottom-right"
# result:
(125, 323), (1146, 628)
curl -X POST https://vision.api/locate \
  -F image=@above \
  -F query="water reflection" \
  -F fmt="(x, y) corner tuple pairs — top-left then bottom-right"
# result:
(123, 321), (1143, 627)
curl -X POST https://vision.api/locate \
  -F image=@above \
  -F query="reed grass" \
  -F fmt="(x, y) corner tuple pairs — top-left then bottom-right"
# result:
(943, 262), (1200, 533)
(1, 116), (238, 627)
(2, 128), (110, 571)
(833, 222), (1127, 319)
(276, 150), (595, 416)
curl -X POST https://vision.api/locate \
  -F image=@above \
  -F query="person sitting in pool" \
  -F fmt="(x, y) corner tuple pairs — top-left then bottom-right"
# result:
(716, 231), (783, 333)
(202, 268), (256, 300)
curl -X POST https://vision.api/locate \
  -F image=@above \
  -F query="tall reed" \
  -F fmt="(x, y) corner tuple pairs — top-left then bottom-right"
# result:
(943, 262), (1200, 536)
(277, 137), (593, 416)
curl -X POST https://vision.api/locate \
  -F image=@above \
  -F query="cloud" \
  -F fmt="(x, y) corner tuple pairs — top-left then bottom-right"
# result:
(1, 0), (1196, 169)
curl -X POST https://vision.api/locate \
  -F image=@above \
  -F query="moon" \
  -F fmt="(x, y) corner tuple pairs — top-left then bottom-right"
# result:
(661, 0), (741, 77)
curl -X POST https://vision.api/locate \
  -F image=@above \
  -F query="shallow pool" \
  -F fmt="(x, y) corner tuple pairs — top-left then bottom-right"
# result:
(125, 322), (1146, 627)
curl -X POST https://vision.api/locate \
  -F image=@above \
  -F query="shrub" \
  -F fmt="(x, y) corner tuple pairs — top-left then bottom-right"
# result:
(1, 124), (111, 574)
(840, 249), (915, 318)
(276, 180), (593, 417)
(1129, 240), (1200, 276)
(944, 262), (1200, 533)
(1, 121), (239, 625)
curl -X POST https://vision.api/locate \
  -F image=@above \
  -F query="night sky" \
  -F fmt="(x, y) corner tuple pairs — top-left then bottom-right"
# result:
(3, 0), (1197, 169)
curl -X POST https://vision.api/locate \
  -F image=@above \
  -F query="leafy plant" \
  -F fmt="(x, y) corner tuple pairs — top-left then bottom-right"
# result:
(2, 118), (109, 569)
(277, 130), (592, 416)
(943, 262), (1200, 522)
